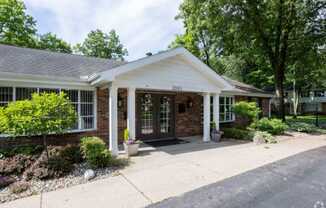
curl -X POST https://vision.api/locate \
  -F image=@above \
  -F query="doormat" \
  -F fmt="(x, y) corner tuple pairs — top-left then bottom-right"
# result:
(144, 138), (189, 147)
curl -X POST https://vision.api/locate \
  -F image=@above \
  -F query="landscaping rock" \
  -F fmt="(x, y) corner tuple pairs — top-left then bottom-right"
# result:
(84, 169), (95, 181)
(0, 176), (16, 188)
(253, 133), (266, 145)
(9, 181), (29, 194)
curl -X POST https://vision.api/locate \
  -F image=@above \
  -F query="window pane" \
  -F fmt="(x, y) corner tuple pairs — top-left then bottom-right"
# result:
(0, 87), (13, 106)
(219, 97), (224, 104)
(81, 104), (94, 116)
(39, 88), (59, 94)
(62, 89), (78, 103)
(220, 104), (225, 113)
(81, 91), (93, 103)
(81, 117), (94, 129)
(16, 87), (37, 100)
(220, 113), (225, 121)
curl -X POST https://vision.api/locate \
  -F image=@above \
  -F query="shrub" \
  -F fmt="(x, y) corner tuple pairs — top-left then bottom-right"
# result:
(47, 156), (73, 177)
(23, 148), (73, 180)
(60, 145), (83, 163)
(233, 101), (261, 122)
(0, 154), (35, 175)
(0, 145), (43, 158)
(287, 122), (324, 133)
(80, 137), (112, 168)
(0, 92), (77, 159)
(251, 118), (288, 135)
(222, 128), (255, 141)
(9, 181), (29, 194)
(253, 131), (277, 144)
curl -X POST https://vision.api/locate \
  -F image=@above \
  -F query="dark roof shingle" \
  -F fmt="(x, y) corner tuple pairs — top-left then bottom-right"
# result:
(0, 44), (125, 79)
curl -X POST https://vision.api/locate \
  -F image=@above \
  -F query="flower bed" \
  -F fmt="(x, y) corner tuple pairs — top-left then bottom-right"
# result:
(0, 162), (120, 203)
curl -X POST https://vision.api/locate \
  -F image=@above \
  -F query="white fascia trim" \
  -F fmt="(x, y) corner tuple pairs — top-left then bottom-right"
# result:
(92, 47), (234, 90)
(221, 90), (274, 98)
(0, 72), (94, 90)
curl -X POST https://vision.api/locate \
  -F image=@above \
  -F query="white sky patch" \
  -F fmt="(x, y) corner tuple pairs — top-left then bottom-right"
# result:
(24, 0), (184, 60)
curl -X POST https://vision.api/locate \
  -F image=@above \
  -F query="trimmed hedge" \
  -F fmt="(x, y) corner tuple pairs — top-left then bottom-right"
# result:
(251, 118), (288, 135)
(222, 128), (255, 141)
(80, 137), (112, 168)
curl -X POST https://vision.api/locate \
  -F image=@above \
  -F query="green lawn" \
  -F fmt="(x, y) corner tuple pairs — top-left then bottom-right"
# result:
(286, 115), (326, 126)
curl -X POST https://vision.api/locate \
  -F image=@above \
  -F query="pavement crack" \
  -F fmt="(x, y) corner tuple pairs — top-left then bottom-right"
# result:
(120, 172), (154, 204)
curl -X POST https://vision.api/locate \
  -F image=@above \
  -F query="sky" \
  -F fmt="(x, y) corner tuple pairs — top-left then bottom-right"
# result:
(24, 0), (184, 61)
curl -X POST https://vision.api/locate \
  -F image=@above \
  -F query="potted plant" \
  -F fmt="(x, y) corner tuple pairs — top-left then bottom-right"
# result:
(123, 129), (140, 156)
(211, 122), (222, 142)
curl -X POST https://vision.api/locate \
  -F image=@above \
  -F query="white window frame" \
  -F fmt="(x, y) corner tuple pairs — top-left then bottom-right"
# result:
(0, 86), (97, 134)
(219, 96), (235, 123)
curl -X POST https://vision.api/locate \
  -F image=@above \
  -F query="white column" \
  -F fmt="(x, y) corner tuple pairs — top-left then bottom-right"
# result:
(203, 92), (211, 142)
(109, 84), (118, 156)
(127, 87), (136, 140)
(213, 93), (220, 131)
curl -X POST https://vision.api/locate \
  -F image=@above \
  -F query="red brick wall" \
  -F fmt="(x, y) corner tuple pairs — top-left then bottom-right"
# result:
(175, 92), (203, 137)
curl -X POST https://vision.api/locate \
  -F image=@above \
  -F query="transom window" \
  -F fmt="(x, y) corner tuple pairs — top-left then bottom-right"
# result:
(219, 96), (234, 122)
(0, 86), (95, 131)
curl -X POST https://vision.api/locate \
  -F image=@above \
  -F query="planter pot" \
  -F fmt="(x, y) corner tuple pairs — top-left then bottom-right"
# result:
(123, 143), (140, 156)
(211, 130), (222, 142)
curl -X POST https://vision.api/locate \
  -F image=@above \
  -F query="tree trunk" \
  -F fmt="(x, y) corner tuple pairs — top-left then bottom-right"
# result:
(292, 79), (299, 119)
(274, 66), (286, 121)
(43, 135), (49, 160)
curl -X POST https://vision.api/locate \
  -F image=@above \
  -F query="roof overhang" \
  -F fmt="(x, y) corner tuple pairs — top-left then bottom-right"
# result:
(221, 89), (274, 98)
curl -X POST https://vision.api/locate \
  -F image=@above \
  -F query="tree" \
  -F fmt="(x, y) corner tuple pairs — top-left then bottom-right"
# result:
(0, 93), (77, 158)
(37, 33), (72, 53)
(0, 0), (37, 47)
(174, 0), (325, 120)
(75, 29), (128, 60)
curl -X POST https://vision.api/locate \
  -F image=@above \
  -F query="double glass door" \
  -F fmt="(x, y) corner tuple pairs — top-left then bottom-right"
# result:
(136, 93), (175, 140)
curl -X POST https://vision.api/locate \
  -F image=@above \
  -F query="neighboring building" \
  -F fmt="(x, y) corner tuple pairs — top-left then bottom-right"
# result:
(0, 44), (273, 153)
(283, 90), (326, 115)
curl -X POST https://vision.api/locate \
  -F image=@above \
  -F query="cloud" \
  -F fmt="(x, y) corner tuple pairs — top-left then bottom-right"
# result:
(24, 0), (184, 60)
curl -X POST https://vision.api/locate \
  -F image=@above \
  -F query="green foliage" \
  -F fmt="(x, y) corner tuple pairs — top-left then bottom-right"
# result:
(0, 145), (43, 158)
(124, 129), (129, 141)
(47, 155), (73, 176)
(233, 101), (261, 122)
(287, 122), (326, 134)
(37, 32), (72, 53)
(59, 145), (83, 164)
(80, 137), (112, 168)
(222, 128), (255, 141)
(251, 118), (288, 135)
(0, 92), (77, 137)
(174, 0), (325, 118)
(0, 0), (37, 47)
(253, 131), (277, 144)
(75, 29), (128, 60)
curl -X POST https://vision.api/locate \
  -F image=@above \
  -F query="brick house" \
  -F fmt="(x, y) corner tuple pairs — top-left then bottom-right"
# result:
(0, 44), (273, 154)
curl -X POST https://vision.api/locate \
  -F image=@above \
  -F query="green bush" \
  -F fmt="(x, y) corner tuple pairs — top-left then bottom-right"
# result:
(80, 137), (112, 168)
(60, 145), (83, 164)
(222, 128), (255, 141)
(0, 145), (43, 158)
(233, 101), (261, 122)
(253, 131), (277, 144)
(288, 122), (318, 133)
(251, 118), (288, 135)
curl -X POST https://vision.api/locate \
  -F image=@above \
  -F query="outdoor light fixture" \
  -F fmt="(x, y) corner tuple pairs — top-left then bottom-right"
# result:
(187, 97), (193, 108)
(118, 95), (123, 108)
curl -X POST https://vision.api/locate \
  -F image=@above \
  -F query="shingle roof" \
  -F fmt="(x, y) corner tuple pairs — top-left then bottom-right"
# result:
(0, 44), (126, 79)
(222, 76), (273, 96)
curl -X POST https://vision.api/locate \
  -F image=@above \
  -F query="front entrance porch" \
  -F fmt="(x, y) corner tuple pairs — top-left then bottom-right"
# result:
(108, 87), (221, 156)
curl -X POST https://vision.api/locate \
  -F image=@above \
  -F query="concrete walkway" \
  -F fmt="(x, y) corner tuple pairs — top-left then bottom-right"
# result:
(2, 132), (326, 208)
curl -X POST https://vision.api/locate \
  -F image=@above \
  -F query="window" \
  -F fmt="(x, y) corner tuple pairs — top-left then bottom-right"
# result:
(0, 87), (13, 106)
(0, 87), (95, 131)
(219, 96), (234, 122)
(16, 87), (37, 100)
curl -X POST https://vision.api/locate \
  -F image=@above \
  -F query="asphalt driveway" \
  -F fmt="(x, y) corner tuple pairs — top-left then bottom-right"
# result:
(148, 145), (326, 208)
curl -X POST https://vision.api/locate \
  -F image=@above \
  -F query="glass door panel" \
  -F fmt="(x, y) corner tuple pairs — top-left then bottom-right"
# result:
(140, 94), (154, 135)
